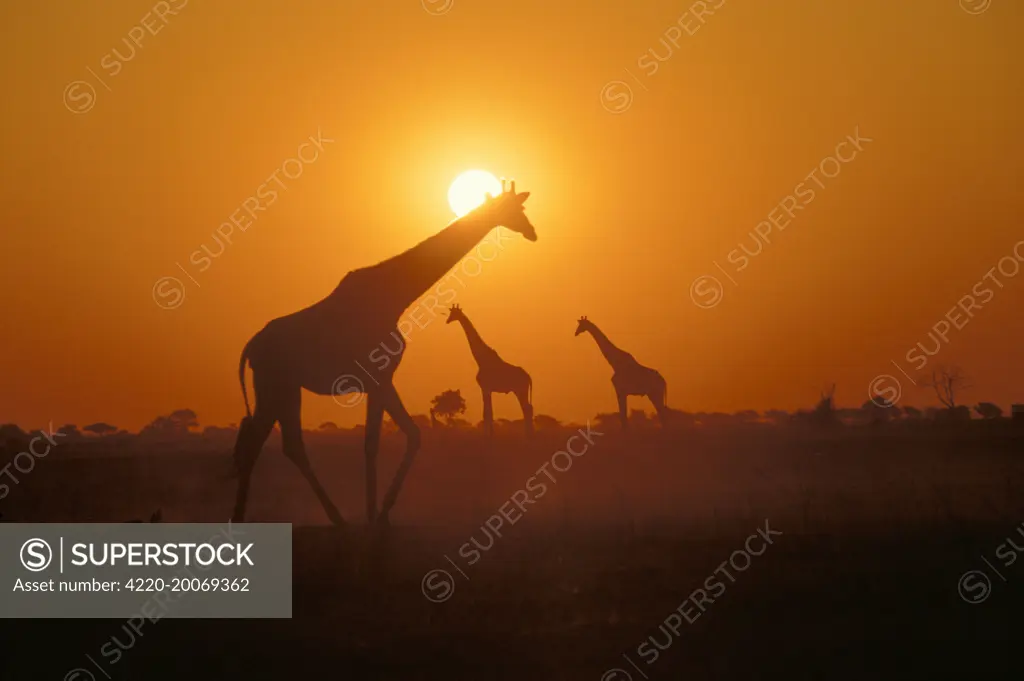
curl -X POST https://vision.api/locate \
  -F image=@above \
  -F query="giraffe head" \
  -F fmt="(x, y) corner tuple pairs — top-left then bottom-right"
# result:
(467, 178), (537, 242)
(445, 304), (467, 325)
(574, 315), (594, 337)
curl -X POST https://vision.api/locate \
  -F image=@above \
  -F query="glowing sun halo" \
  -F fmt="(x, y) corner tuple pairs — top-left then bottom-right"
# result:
(448, 170), (502, 218)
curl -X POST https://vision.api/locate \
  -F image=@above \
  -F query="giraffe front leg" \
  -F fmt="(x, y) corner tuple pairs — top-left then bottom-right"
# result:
(516, 388), (533, 436)
(616, 389), (629, 431)
(482, 388), (494, 437)
(364, 392), (384, 525)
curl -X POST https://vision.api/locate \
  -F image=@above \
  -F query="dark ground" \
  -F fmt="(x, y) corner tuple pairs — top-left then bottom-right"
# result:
(1, 423), (1022, 680)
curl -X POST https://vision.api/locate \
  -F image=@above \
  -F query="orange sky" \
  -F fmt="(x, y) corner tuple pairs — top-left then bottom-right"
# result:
(1, 0), (1023, 431)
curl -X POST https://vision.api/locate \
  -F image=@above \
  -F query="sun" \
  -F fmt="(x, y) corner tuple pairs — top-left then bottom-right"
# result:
(448, 169), (502, 217)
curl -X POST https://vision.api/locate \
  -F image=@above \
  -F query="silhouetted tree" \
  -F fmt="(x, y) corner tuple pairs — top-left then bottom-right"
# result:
(57, 424), (81, 439)
(319, 421), (339, 431)
(140, 409), (200, 439)
(925, 365), (970, 410)
(734, 409), (759, 423)
(533, 414), (562, 431)
(168, 409), (199, 430)
(0, 424), (27, 442)
(430, 389), (467, 426)
(974, 402), (1003, 420)
(83, 422), (117, 436)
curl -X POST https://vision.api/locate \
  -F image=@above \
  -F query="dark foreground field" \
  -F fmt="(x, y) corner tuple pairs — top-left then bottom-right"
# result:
(2, 424), (1023, 680)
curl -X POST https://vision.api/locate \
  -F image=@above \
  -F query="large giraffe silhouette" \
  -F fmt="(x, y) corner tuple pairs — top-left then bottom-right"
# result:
(445, 304), (533, 436)
(232, 180), (537, 526)
(575, 316), (668, 429)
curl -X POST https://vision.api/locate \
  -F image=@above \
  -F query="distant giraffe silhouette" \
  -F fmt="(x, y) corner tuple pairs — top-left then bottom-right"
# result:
(575, 316), (668, 429)
(232, 179), (537, 526)
(446, 304), (533, 436)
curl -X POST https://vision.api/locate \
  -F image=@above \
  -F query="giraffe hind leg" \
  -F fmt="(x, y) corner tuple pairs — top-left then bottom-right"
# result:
(279, 391), (346, 527)
(364, 391), (385, 525)
(378, 386), (422, 525)
(232, 411), (275, 523)
(649, 392), (669, 427)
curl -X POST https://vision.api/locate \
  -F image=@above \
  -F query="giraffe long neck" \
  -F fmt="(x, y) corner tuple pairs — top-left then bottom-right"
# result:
(358, 215), (497, 322)
(588, 326), (629, 368)
(457, 317), (497, 366)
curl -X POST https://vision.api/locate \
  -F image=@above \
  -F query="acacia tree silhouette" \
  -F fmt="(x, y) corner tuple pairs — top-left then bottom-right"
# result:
(430, 389), (467, 426)
(83, 422), (117, 436)
(975, 402), (1003, 419)
(140, 409), (199, 438)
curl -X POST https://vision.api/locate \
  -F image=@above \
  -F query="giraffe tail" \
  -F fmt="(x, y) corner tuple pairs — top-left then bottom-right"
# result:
(238, 339), (253, 419)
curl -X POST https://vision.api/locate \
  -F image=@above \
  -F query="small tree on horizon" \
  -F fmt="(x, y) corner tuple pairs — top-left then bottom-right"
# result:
(430, 389), (467, 426)
(974, 402), (1003, 420)
(532, 414), (562, 431)
(57, 424), (82, 439)
(925, 365), (971, 410)
(83, 422), (118, 437)
(140, 409), (200, 438)
(0, 423), (28, 444)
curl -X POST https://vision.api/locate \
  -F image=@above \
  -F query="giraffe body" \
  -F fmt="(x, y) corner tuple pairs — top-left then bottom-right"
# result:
(243, 271), (406, 396)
